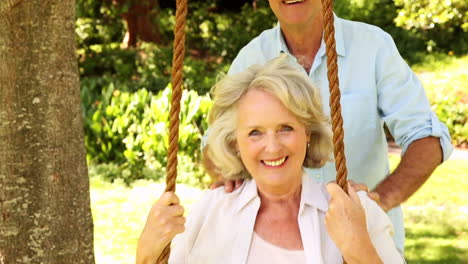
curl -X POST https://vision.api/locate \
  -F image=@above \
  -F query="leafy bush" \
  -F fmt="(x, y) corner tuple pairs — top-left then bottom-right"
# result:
(436, 106), (467, 147)
(413, 53), (468, 147)
(84, 86), (212, 185)
(334, 0), (427, 61)
(394, 0), (468, 54)
(334, 0), (467, 61)
(430, 91), (468, 147)
(184, 1), (276, 63)
(136, 43), (230, 95)
(76, 2), (273, 96)
(394, 0), (468, 33)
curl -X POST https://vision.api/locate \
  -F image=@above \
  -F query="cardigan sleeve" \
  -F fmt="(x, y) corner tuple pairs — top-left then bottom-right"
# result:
(358, 192), (406, 263)
(169, 189), (214, 263)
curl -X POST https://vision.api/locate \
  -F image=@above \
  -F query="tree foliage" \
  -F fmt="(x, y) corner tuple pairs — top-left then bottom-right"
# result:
(394, 0), (468, 53)
(395, 0), (467, 31)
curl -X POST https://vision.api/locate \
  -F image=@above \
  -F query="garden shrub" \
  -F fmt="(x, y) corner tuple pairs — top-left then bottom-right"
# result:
(184, 1), (276, 63)
(412, 53), (468, 147)
(84, 86), (212, 185)
(394, 0), (468, 55)
(430, 91), (468, 147)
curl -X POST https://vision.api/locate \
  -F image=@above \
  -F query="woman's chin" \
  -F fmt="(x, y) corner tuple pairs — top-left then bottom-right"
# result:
(255, 174), (300, 192)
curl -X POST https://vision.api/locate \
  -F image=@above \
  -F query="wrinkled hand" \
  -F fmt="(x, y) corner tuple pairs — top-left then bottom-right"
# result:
(210, 178), (244, 193)
(348, 180), (369, 192)
(136, 192), (185, 264)
(348, 180), (384, 212)
(325, 183), (372, 255)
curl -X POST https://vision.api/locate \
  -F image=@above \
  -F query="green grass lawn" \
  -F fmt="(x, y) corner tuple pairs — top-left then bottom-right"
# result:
(90, 154), (468, 263)
(391, 156), (468, 263)
(90, 177), (203, 263)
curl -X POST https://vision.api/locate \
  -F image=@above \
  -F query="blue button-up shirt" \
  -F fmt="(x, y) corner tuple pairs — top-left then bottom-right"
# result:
(226, 15), (453, 252)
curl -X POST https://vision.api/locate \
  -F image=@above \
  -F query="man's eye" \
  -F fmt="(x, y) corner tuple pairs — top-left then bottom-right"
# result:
(249, 130), (261, 136)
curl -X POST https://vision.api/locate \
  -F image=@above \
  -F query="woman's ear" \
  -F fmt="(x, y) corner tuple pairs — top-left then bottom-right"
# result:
(234, 141), (242, 158)
(229, 140), (240, 154)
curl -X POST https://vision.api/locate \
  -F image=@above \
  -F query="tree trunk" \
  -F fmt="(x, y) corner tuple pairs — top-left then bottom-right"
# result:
(0, 0), (95, 263)
(118, 0), (163, 47)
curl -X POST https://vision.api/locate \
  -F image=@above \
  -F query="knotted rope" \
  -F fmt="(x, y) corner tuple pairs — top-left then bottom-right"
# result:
(321, 0), (348, 193)
(157, 0), (187, 263)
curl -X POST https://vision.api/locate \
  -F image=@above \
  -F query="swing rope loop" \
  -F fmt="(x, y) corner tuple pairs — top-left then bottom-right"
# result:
(157, 0), (188, 263)
(321, 0), (348, 193)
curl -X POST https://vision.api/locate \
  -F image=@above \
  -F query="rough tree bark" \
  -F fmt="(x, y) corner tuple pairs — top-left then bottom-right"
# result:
(0, 0), (95, 263)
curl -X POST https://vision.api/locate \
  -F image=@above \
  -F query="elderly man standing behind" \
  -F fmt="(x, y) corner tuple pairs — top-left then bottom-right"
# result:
(204, 0), (453, 253)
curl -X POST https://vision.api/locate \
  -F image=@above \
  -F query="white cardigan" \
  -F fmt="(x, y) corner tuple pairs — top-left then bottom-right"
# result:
(169, 174), (404, 263)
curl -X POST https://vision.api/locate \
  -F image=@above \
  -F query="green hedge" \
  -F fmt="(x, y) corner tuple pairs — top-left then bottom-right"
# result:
(83, 85), (212, 185)
(413, 54), (468, 147)
(432, 98), (468, 147)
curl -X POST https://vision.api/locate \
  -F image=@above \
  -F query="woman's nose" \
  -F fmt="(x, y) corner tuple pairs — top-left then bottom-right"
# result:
(264, 135), (281, 153)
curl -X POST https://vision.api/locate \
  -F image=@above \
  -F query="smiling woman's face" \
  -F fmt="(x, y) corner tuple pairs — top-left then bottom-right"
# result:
(236, 88), (308, 193)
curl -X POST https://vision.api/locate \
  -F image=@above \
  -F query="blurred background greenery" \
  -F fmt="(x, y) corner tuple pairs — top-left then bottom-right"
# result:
(75, 0), (468, 262)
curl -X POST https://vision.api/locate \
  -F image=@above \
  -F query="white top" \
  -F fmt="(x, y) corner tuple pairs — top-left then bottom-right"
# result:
(169, 174), (405, 264)
(225, 15), (453, 251)
(247, 232), (306, 264)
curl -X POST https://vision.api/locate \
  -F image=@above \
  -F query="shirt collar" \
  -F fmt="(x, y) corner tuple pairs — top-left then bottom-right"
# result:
(234, 178), (259, 213)
(274, 14), (346, 58)
(234, 171), (329, 214)
(300, 172), (329, 213)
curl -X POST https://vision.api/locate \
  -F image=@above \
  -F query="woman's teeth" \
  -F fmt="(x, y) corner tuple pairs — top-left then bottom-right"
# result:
(283, 0), (304, 4)
(263, 157), (287, 167)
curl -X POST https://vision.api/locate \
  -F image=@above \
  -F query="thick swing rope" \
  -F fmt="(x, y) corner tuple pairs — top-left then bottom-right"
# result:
(164, 0), (188, 195)
(321, 1), (349, 263)
(159, 0), (347, 262)
(157, 0), (188, 263)
(321, 0), (348, 193)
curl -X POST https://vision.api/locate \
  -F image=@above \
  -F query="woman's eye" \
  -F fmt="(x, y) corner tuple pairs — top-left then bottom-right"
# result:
(281, 125), (293, 132)
(249, 130), (261, 136)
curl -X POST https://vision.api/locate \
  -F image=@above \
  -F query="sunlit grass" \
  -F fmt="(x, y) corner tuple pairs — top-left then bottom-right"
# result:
(90, 177), (203, 264)
(389, 155), (468, 263)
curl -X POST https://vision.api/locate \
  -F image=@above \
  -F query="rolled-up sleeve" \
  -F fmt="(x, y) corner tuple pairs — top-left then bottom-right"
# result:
(376, 33), (453, 161)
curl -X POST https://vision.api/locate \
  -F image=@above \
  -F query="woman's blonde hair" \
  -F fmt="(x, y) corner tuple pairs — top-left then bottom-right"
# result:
(206, 54), (333, 180)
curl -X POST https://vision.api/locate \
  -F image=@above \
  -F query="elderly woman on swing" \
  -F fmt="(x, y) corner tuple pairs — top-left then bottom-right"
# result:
(137, 55), (404, 264)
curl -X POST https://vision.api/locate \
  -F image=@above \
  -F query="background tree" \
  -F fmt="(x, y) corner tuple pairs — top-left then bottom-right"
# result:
(0, 0), (95, 263)
(115, 0), (163, 48)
